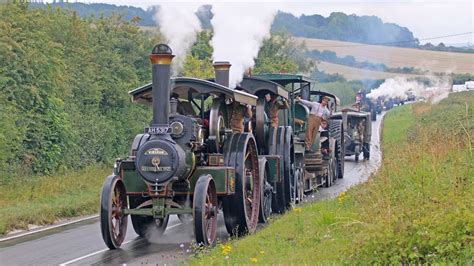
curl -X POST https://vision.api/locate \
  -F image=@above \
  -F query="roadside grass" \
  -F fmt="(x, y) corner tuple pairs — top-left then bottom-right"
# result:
(189, 91), (473, 265)
(0, 166), (109, 235)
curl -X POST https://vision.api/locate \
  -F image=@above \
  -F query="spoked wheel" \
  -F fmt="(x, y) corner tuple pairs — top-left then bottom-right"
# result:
(283, 127), (295, 208)
(354, 144), (360, 162)
(100, 175), (128, 249)
(272, 127), (286, 214)
(193, 174), (218, 246)
(295, 168), (304, 203)
(363, 143), (370, 160)
(325, 152), (337, 187)
(258, 158), (271, 223)
(223, 133), (261, 236)
(209, 100), (228, 153)
(129, 196), (169, 238)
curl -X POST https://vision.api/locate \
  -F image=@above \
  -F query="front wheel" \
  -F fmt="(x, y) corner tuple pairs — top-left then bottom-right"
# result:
(363, 143), (370, 160)
(193, 174), (218, 246)
(100, 175), (128, 249)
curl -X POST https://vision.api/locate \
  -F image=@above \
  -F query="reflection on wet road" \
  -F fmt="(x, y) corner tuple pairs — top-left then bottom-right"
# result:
(0, 113), (385, 265)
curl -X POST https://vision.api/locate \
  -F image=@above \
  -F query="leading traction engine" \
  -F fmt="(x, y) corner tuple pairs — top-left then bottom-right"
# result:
(135, 44), (193, 185)
(99, 44), (261, 249)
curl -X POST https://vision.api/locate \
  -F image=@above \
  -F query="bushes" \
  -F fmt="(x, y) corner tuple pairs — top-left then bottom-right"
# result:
(0, 3), (154, 179)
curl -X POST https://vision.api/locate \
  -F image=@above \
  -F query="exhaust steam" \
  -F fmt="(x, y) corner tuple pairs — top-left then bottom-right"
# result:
(210, 3), (277, 88)
(154, 3), (202, 74)
(367, 76), (452, 104)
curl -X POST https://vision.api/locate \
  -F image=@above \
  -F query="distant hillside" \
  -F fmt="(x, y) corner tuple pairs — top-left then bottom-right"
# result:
(30, 2), (420, 48)
(272, 11), (418, 47)
(298, 37), (474, 77)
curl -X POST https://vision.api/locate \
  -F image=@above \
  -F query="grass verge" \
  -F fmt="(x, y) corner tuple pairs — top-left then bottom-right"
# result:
(189, 91), (474, 264)
(0, 166), (109, 235)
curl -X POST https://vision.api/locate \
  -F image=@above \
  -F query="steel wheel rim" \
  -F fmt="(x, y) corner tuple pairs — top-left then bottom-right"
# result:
(204, 182), (218, 244)
(109, 182), (126, 245)
(244, 139), (259, 226)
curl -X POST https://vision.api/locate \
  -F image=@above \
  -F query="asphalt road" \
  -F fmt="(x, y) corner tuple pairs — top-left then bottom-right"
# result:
(0, 113), (384, 265)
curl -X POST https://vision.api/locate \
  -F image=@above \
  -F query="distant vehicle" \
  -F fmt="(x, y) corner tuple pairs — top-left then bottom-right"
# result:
(406, 90), (416, 101)
(465, 81), (474, 91)
(452, 84), (467, 92)
(384, 98), (394, 110)
(332, 109), (371, 162)
(355, 90), (377, 121)
(375, 97), (383, 114)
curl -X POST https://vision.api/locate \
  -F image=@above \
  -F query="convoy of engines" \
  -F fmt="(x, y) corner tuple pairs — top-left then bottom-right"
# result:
(99, 44), (372, 249)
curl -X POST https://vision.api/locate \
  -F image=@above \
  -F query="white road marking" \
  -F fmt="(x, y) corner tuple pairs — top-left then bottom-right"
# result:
(0, 215), (99, 242)
(59, 222), (182, 265)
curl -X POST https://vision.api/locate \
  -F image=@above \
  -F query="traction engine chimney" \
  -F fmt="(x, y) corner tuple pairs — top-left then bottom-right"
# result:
(213, 61), (231, 87)
(150, 44), (174, 127)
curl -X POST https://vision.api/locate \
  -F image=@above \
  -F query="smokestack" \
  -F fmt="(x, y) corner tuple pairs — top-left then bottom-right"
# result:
(149, 44), (174, 126)
(213, 61), (231, 87)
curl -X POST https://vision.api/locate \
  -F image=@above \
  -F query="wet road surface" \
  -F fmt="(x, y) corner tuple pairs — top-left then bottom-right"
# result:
(0, 113), (384, 265)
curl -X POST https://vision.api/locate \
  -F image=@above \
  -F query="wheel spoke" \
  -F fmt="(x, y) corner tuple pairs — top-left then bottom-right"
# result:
(246, 196), (253, 205)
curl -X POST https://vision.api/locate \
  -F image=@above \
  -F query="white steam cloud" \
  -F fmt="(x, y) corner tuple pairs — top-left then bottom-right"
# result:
(210, 3), (277, 88)
(367, 76), (452, 104)
(154, 3), (201, 74)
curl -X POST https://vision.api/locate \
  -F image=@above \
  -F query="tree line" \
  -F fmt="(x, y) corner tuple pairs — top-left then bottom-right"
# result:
(29, 2), (420, 48)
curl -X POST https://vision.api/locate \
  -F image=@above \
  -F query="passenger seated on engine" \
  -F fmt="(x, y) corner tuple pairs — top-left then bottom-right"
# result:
(171, 93), (196, 116)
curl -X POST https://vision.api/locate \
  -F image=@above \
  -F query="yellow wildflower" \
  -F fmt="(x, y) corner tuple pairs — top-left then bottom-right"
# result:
(220, 244), (232, 255)
(259, 250), (265, 254)
(250, 257), (258, 263)
(337, 192), (346, 204)
(293, 208), (302, 213)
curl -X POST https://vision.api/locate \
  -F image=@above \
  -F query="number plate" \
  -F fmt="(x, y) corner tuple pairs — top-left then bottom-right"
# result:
(145, 126), (170, 135)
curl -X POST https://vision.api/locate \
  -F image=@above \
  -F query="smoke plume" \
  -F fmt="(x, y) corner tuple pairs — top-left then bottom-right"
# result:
(154, 3), (201, 74)
(367, 76), (451, 104)
(210, 3), (277, 88)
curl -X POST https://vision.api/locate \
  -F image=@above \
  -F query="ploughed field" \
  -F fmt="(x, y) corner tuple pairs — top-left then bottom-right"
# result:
(296, 37), (474, 74)
(316, 61), (425, 80)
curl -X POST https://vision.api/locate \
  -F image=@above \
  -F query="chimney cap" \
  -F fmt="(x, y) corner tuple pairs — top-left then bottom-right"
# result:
(152, 44), (172, 55)
(213, 61), (231, 67)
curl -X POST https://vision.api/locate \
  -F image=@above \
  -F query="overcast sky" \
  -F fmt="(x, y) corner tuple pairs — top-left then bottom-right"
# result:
(56, 0), (473, 45)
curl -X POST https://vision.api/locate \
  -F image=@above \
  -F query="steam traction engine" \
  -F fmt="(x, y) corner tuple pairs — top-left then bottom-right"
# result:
(254, 74), (345, 189)
(100, 44), (260, 249)
(239, 77), (305, 220)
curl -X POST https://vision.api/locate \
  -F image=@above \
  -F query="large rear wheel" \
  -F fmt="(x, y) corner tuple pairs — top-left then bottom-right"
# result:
(100, 175), (128, 249)
(272, 127), (287, 214)
(329, 120), (344, 179)
(222, 133), (261, 236)
(258, 158), (271, 223)
(363, 143), (370, 160)
(193, 174), (218, 246)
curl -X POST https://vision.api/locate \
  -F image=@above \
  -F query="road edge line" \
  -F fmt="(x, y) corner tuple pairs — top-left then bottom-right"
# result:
(0, 214), (99, 242)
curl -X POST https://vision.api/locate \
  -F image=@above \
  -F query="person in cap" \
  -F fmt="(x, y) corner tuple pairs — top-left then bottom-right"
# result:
(265, 93), (289, 128)
(352, 101), (361, 112)
(171, 92), (196, 116)
(295, 95), (331, 152)
(228, 98), (252, 133)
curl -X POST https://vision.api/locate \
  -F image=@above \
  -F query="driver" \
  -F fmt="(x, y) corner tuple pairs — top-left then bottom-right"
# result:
(265, 93), (289, 128)
(228, 98), (252, 133)
(171, 93), (196, 116)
